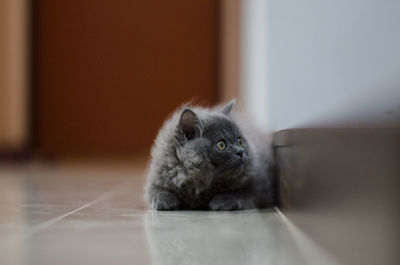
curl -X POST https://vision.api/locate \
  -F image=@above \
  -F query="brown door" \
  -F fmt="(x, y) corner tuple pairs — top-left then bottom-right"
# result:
(33, 0), (218, 156)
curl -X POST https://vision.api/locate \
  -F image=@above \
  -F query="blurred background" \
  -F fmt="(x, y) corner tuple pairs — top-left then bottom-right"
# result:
(1, 0), (399, 159)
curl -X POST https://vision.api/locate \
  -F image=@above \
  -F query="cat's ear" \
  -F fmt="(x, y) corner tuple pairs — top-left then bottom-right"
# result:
(221, 99), (235, 115)
(178, 109), (203, 140)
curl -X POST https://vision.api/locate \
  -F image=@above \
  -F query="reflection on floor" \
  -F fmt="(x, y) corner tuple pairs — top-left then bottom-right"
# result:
(0, 160), (341, 265)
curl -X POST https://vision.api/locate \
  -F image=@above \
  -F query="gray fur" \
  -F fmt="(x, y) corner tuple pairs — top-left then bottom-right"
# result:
(144, 101), (276, 211)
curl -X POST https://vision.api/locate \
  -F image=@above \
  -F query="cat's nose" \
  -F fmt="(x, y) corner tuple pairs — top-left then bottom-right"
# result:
(236, 150), (243, 158)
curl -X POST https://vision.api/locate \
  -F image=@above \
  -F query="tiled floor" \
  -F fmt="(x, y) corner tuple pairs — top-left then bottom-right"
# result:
(0, 160), (341, 265)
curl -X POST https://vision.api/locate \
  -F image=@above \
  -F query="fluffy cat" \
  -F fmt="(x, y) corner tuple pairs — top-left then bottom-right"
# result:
(144, 100), (275, 211)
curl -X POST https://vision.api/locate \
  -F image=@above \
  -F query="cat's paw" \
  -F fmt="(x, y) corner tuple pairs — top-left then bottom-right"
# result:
(152, 192), (181, 211)
(208, 194), (255, 211)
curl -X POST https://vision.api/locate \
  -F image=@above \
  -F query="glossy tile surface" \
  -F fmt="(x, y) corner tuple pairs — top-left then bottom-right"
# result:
(0, 160), (341, 265)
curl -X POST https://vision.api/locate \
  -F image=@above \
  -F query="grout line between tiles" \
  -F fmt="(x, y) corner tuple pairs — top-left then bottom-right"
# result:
(26, 180), (131, 237)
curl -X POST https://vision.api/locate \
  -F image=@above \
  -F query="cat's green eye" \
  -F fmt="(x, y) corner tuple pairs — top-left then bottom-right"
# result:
(216, 140), (226, 151)
(237, 137), (243, 146)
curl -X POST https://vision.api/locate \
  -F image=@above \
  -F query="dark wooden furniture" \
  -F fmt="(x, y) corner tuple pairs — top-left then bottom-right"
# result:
(33, 0), (219, 156)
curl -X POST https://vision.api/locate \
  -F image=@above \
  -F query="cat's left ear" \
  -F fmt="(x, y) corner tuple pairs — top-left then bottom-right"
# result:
(221, 99), (235, 115)
(178, 109), (203, 140)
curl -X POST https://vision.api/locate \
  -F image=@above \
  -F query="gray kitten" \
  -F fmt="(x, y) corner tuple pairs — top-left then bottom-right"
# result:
(144, 100), (275, 211)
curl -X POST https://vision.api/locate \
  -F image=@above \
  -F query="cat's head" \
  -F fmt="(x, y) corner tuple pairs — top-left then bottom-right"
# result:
(175, 100), (249, 178)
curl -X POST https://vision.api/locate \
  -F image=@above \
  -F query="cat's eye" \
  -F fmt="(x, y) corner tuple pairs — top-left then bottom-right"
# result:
(237, 137), (243, 146)
(216, 140), (226, 151)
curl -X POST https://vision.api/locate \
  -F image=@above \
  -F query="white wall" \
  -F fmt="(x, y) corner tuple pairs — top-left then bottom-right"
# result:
(240, 0), (269, 131)
(267, 0), (400, 130)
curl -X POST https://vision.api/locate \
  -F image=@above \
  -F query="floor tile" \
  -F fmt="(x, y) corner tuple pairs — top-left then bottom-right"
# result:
(0, 160), (342, 265)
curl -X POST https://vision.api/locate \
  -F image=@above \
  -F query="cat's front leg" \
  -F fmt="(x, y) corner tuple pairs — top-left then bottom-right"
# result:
(208, 192), (255, 211)
(152, 191), (182, 211)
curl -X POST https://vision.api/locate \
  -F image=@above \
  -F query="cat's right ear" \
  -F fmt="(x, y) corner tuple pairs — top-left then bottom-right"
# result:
(221, 99), (235, 115)
(178, 109), (203, 140)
